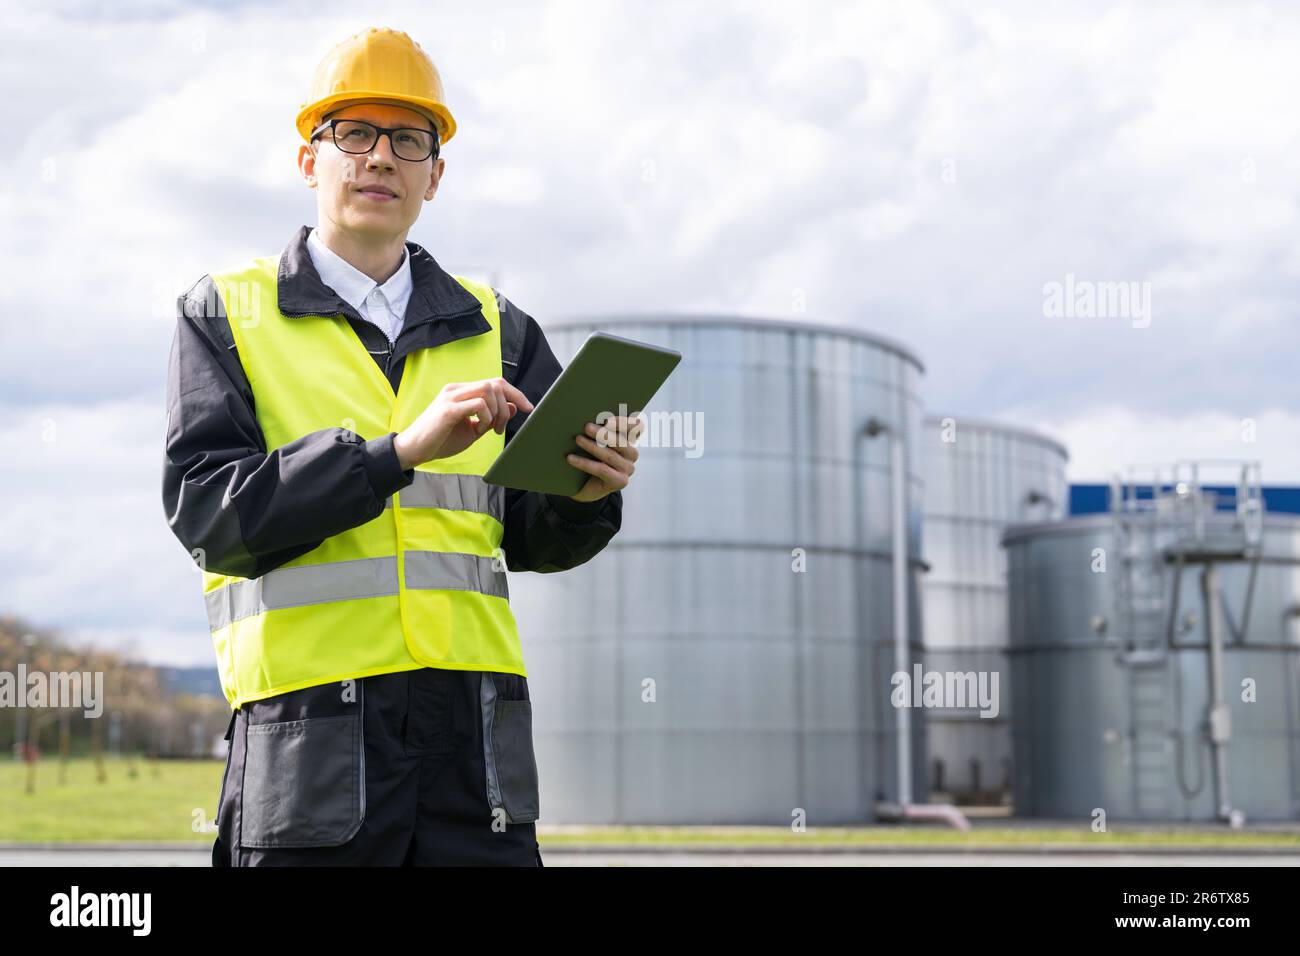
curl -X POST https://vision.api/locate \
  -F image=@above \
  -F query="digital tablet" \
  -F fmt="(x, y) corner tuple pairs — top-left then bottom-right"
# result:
(483, 331), (682, 496)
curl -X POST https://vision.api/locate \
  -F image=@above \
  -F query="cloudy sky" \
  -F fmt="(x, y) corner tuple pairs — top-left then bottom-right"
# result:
(2, 0), (1297, 664)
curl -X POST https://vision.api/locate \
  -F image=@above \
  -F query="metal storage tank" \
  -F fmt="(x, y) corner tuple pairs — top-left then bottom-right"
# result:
(921, 416), (1068, 803)
(507, 315), (928, 824)
(1004, 468), (1300, 821)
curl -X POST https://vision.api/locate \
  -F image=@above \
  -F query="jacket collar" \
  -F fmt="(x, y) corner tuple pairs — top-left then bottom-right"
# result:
(277, 225), (487, 333)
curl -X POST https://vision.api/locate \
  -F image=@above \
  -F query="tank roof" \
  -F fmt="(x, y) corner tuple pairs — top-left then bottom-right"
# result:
(542, 312), (925, 373)
(925, 414), (1070, 461)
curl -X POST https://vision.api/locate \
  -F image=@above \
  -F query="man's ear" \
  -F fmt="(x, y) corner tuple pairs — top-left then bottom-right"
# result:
(425, 157), (445, 201)
(299, 143), (318, 189)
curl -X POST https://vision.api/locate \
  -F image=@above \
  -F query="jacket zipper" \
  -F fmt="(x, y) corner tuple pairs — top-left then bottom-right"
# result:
(383, 339), (397, 380)
(382, 304), (487, 384)
(358, 681), (366, 822)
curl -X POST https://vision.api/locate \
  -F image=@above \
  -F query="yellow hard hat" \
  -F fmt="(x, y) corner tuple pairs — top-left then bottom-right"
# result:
(295, 27), (457, 147)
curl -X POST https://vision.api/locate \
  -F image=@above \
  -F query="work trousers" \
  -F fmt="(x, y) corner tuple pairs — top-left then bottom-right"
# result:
(212, 667), (543, 866)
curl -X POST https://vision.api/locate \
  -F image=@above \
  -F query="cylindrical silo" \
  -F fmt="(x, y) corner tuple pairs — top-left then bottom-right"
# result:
(1004, 502), (1300, 821)
(921, 416), (1069, 804)
(507, 315), (927, 824)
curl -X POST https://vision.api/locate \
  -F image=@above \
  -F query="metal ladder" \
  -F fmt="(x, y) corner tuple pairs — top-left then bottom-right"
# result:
(1130, 663), (1171, 816)
(1111, 466), (1172, 816)
(1111, 466), (1168, 647)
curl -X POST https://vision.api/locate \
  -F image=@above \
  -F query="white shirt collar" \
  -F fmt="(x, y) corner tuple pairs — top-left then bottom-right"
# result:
(306, 227), (414, 338)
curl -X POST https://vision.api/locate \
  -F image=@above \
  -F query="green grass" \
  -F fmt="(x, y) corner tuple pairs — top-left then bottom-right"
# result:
(2, 758), (1297, 849)
(0, 757), (223, 843)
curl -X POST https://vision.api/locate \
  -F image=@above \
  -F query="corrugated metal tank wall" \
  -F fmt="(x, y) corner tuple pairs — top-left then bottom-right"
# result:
(1004, 514), (1300, 821)
(506, 316), (927, 824)
(921, 417), (1069, 802)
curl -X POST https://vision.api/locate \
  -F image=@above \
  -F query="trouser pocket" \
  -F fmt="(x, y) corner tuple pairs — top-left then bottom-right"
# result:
(480, 673), (540, 824)
(241, 688), (365, 848)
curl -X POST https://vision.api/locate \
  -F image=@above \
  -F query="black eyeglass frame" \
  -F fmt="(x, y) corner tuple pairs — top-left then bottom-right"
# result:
(309, 118), (441, 162)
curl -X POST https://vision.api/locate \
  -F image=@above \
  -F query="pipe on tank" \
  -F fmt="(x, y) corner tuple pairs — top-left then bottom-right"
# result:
(875, 801), (972, 830)
(864, 417), (969, 831)
(1021, 489), (1055, 521)
(1201, 564), (1238, 824)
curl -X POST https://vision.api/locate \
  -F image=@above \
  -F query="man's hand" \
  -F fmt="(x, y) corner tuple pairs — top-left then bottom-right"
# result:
(567, 414), (643, 503)
(393, 378), (535, 470)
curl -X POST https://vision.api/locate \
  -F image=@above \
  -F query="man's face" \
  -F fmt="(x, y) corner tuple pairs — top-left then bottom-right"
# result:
(298, 101), (445, 240)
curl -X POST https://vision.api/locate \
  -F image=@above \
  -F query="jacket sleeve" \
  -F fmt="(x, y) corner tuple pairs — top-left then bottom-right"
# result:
(496, 293), (623, 573)
(162, 276), (415, 579)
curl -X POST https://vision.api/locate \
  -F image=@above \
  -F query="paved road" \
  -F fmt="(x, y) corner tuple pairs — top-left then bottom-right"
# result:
(1, 847), (1297, 866)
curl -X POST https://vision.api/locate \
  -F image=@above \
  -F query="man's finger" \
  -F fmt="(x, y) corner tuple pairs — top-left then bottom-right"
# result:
(490, 381), (510, 433)
(607, 414), (642, 446)
(479, 381), (501, 427)
(575, 434), (635, 477)
(566, 450), (628, 490)
(498, 380), (535, 413)
(589, 419), (640, 461)
(452, 397), (494, 437)
(610, 417), (641, 461)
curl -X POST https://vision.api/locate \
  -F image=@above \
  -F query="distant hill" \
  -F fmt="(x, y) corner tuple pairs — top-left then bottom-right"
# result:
(155, 665), (224, 700)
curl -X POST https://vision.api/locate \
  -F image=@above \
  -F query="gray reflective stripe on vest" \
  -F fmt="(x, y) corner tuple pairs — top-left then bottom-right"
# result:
(384, 472), (504, 518)
(405, 550), (509, 600)
(205, 550), (506, 631)
(204, 555), (398, 631)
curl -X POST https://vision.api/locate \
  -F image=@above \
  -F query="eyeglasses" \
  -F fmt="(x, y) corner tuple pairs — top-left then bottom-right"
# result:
(310, 118), (440, 162)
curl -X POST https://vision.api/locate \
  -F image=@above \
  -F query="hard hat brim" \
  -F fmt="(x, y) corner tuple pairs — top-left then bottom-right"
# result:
(296, 92), (456, 146)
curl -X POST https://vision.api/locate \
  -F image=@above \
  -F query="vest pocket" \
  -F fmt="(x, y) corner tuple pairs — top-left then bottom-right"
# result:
(241, 711), (364, 848)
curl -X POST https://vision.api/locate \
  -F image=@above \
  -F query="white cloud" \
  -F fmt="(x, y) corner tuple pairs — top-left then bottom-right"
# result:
(0, 401), (207, 650)
(1004, 405), (1300, 483)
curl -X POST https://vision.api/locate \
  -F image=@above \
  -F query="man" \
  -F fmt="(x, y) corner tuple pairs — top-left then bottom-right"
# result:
(162, 27), (641, 866)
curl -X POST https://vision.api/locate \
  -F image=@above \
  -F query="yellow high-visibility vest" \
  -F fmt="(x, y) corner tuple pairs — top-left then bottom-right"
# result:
(201, 257), (523, 708)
